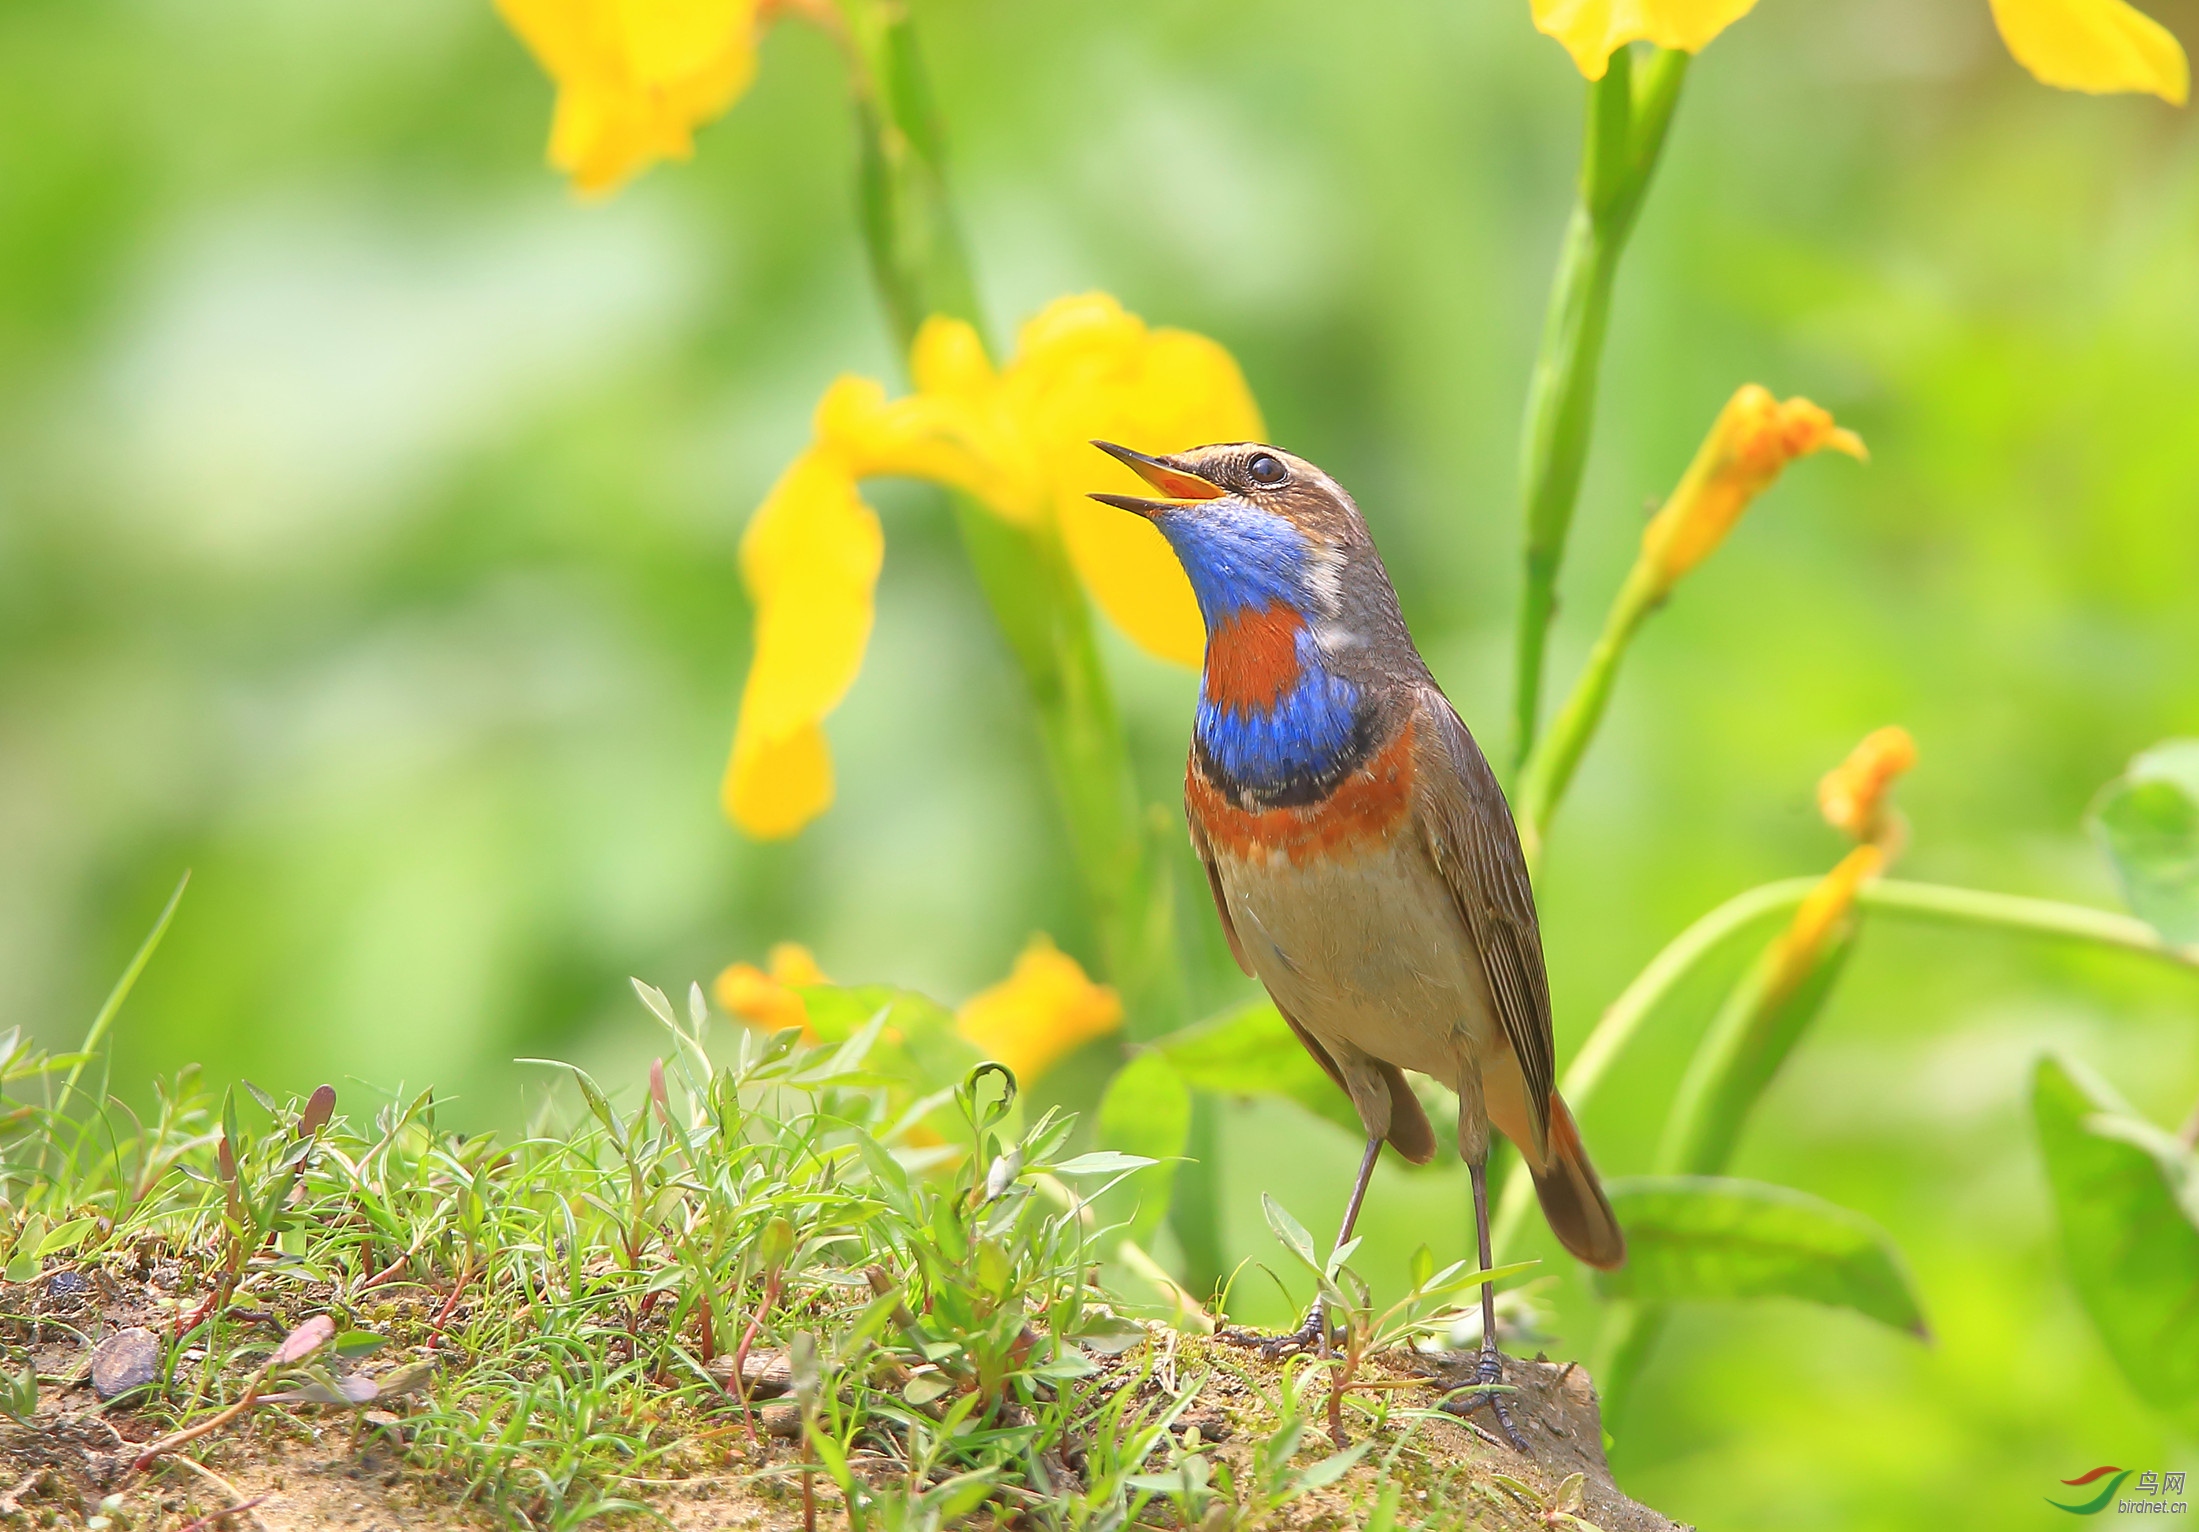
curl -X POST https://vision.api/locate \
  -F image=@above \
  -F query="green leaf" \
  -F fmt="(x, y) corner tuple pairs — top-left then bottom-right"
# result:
(1593, 1176), (1928, 1336)
(334, 1331), (388, 1361)
(34, 1217), (95, 1258)
(1154, 1003), (1361, 1138)
(1261, 1193), (1321, 1276)
(1097, 1052), (1191, 1247)
(1287, 1442), (1370, 1497)
(1050, 1151), (1158, 1177)
(903, 1372), (953, 1406)
(2089, 740), (2199, 945)
(2032, 1054), (2199, 1431)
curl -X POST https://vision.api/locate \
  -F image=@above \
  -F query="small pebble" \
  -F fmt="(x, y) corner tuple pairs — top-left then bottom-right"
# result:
(89, 1327), (161, 1400)
(706, 1349), (793, 1400)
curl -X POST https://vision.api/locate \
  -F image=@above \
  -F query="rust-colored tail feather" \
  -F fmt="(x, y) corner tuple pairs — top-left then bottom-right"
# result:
(1533, 1091), (1625, 1269)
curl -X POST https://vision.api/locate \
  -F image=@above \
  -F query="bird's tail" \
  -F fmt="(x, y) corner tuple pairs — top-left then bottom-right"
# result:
(1532, 1091), (1625, 1270)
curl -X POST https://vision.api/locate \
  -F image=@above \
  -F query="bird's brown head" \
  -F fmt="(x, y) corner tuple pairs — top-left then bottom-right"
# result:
(1087, 441), (1369, 631)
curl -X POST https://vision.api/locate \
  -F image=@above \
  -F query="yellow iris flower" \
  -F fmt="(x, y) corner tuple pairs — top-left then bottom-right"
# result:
(714, 934), (1122, 1084)
(1534, 0), (2187, 105)
(724, 292), (1263, 839)
(495, 0), (774, 194)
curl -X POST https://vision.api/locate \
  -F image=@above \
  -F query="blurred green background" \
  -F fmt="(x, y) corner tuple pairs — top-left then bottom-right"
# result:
(5, 0), (2197, 1524)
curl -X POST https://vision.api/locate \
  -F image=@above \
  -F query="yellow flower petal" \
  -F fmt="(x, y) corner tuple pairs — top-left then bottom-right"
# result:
(496, 0), (764, 195)
(1989, 0), (2188, 104)
(822, 350), (1044, 525)
(1029, 308), (1263, 667)
(1531, 0), (1761, 79)
(722, 293), (1264, 837)
(1058, 499), (1209, 667)
(1817, 726), (1918, 841)
(820, 297), (1257, 661)
(722, 446), (882, 837)
(714, 941), (829, 1038)
(954, 935), (1123, 1085)
(1640, 384), (1865, 593)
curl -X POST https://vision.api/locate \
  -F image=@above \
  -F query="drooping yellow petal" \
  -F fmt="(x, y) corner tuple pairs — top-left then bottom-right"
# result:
(1988, 0), (2189, 104)
(816, 295), (1257, 664)
(715, 941), (829, 1038)
(495, 0), (765, 195)
(954, 936), (1123, 1085)
(722, 294), (1263, 837)
(1640, 384), (1865, 595)
(1531, 0), (1761, 80)
(1817, 726), (1918, 842)
(722, 447), (882, 837)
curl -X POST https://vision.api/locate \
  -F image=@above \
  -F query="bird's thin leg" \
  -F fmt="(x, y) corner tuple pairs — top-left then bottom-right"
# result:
(1441, 1156), (1529, 1451)
(1223, 1133), (1381, 1357)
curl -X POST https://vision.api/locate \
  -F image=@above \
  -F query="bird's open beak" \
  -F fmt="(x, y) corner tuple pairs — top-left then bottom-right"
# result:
(1087, 440), (1224, 518)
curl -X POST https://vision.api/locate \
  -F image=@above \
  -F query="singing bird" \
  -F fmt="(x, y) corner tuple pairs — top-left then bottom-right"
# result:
(1091, 440), (1624, 1443)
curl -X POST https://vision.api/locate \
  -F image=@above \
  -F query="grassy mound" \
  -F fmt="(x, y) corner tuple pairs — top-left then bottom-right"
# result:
(0, 993), (1677, 1530)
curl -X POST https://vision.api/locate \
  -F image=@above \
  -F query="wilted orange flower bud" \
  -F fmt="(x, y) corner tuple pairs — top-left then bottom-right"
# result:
(1640, 385), (1865, 595)
(1772, 843), (1887, 996)
(954, 936), (1123, 1086)
(1817, 726), (1918, 842)
(714, 941), (828, 1039)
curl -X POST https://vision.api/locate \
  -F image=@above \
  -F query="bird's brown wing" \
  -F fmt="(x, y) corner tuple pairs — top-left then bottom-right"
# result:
(1412, 686), (1555, 1159)
(1188, 813), (1255, 979)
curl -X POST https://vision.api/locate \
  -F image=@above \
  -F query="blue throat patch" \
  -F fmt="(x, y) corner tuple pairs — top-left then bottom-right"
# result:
(1156, 502), (1370, 800)
(1156, 502), (1316, 625)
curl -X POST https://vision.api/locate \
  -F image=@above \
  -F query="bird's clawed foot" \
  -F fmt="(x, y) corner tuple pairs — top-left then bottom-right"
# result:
(1218, 1305), (1328, 1359)
(1440, 1344), (1528, 1452)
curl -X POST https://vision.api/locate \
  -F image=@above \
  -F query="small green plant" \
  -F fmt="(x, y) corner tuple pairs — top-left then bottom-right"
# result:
(1479, 1470), (1602, 1531)
(0, 1354), (37, 1422)
(1252, 1193), (1535, 1452)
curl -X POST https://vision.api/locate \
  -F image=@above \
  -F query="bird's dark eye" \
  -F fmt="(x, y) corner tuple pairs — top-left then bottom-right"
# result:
(1246, 452), (1287, 486)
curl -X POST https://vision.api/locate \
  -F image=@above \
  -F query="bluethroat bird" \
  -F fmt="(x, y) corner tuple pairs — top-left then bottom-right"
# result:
(1091, 440), (1624, 1447)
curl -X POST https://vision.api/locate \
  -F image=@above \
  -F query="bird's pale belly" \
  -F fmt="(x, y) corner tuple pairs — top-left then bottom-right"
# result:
(1213, 834), (1499, 1087)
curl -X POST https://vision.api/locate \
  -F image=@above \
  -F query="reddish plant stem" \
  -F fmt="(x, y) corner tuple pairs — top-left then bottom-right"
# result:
(360, 1249), (410, 1289)
(725, 1265), (783, 1448)
(172, 1260), (242, 1340)
(427, 1253), (475, 1349)
(131, 1377), (266, 1474)
(175, 1494), (269, 1532)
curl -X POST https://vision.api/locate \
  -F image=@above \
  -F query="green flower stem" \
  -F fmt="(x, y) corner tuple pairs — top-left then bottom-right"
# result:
(1513, 46), (1688, 767)
(1491, 876), (2199, 1256)
(847, 0), (980, 351)
(842, 0), (1185, 1036)
(1514, 556), (1662, 866)
(947, 507), (1186, 1037)
(1589, 868), (2199, 1418)
(839, 0), (1217, 1291)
